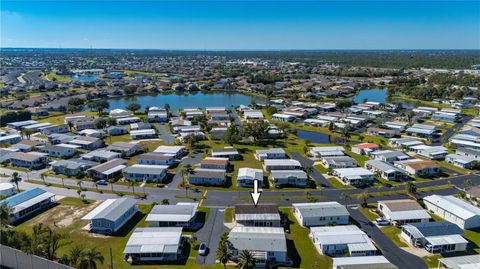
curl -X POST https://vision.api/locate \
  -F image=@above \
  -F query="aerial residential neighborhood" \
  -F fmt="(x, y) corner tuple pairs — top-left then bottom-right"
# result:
(1, 1), (480, 269)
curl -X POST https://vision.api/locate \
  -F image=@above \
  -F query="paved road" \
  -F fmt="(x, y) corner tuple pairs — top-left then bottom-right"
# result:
(348, 207), (427, 269)
(195, 208), (229, 265)
(432, 115), (472, 146)
(155, 123), (176, 144)
(289, 151), (333, 188)
(2, 167), (479, 207)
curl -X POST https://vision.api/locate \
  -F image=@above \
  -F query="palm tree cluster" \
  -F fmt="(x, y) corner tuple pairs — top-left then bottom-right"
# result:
(59, 245), (105, 269)
(216, 232), (256, 269)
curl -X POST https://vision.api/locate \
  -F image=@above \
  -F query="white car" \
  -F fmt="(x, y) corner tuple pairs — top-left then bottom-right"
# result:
(375, 217), (390, 226)
(198, 242), (208, 256)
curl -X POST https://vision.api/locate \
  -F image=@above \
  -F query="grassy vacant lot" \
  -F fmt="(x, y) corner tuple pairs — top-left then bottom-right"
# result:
(279, 208), (332, 269)
(14, 197), (220, 269)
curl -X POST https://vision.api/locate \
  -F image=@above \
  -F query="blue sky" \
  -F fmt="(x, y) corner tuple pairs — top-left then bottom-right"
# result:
(1, 1), (479, 49)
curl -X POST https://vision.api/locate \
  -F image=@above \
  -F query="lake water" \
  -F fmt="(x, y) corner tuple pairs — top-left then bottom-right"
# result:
(108, 92), (264, 111)
(296, 130), (343, 144)
(353, 88), (387, 104)
(71, 75), (97, 82)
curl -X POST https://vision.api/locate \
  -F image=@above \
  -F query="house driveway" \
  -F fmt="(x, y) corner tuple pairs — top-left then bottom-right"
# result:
(289, 151), (333, 188)
(195, 208), (229, 265)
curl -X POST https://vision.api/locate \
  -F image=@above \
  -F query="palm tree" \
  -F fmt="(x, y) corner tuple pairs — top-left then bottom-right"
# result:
(216, 243), (232, 269)
(77, 181), (83, 190)
(0, 202), (13, 227)
(220, 232), (229, 245)
(10, 172), (21, 192)
(129, 181), (136, 195)
(340, 192), (351, 207)
(181, 164), (194, 196)
(161, 199), (170, 205)
(69, 245), (85, 267)
(40, 173), (47, 185)
(237, 250), (256, 269)
(108, 179), (115, 193)
(21, 129), (33, 140)
(406, 181), (417, 196)
(78, 247), (104, 269)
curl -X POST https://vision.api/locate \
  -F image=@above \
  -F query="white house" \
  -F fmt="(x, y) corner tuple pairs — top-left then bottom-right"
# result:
(146, 202), (199, 228)
(423, 195), (480, 229)
(228, 226), (288, 266)
(136, 152), (175, 167)
(122, 164), (169, 183)
(255, 148), (286, 161)
(124, 227), (184, 262)
(310, 146), (345, 158)
(237, 168), (263, 187)
(271, 170), (308, 187)
(293, 202), (349, 227)
(309, 225), (377, 257)
(188, 168), (226, 186)
(377, 199), (431, 225)
(332, 256), (397, 269)
(333, 168), (374, 186)
(81, 198), (137, 234)
(263, 159), (301, 172)
(401, 221), (467, 253)
(154, 145), (186, 158)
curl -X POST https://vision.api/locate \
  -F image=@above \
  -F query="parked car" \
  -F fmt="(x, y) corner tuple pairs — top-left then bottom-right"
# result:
(198, 242), (208, 256)
(97, 180), (108, 185)
(375, 217), (390, 226)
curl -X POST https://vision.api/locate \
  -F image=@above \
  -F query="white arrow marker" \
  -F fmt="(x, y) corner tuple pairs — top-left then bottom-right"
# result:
(250, 179), (262, 207)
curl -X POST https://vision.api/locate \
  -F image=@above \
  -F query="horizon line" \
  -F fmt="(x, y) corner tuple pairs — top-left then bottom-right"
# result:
(1, 47), (480, 51)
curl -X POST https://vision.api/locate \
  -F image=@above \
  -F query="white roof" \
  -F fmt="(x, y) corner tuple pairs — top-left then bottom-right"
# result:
(146, 202), (198, 222)
(0, 183), (15, 191)
(103, 165), (127, 175)
(424, 195), (480, 220)
(333, 256), (392, 266)
(130, 129), (156, 135)
(439, 255), (480, 269)
(310, 225), (376, 252)
(154, 145), (185, 154)
(82, 199), (116, 220)
(387, 210), (431, 221)
(334, 168), (374, 177)
(264, 159), (301, 166)
(237, 168), (263, 180)
(124, 227), (182, 254)
(426, 234), (468, 246)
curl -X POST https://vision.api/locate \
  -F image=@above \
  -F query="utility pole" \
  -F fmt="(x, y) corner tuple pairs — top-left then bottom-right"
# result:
(110, 247), (114, 269)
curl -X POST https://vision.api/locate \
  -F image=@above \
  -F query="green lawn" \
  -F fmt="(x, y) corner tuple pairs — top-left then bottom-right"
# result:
(46, 71), (71, 82)
(224, 208), (234, 223)
(380, 226), (408, 247)
(279, 208), (332, 269)
(325, 177), (354, 189)
(358, 205), (379, 221)
(423, 254), (443, 268)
